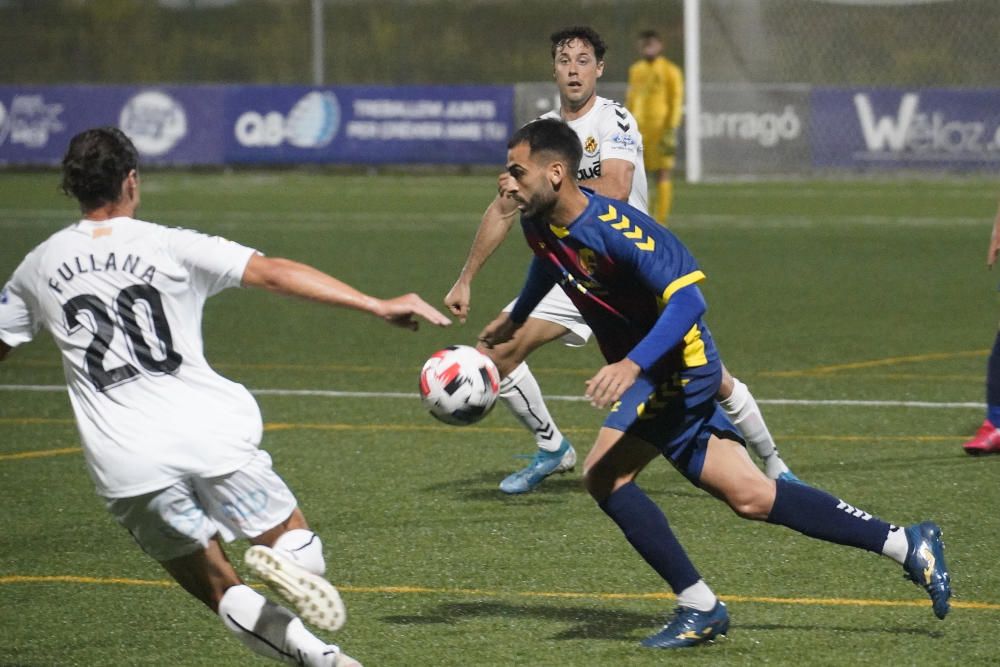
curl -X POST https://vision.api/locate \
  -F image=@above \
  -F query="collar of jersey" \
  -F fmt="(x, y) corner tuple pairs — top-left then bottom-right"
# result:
(78, 216), (130, 227)
(548, 188), (599, 238)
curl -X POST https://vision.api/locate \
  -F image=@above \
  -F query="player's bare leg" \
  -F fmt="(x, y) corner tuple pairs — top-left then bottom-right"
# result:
(478, 314), (576, 493)
(160, 536), (360, 666)
(246, 508), (347, 633)
(716, 364), (796, 481)
(696, 435), (776, 518)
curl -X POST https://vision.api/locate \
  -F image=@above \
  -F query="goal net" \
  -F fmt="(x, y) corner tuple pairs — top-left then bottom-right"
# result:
(690, 0), (1000, 179)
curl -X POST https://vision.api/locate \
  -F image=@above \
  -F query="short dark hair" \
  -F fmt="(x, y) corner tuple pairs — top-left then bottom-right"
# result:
(638, 29), (661, 41)
(550, 26), (607, 61)
(508, 118), (582, 177)
(61, 127), (138, 211)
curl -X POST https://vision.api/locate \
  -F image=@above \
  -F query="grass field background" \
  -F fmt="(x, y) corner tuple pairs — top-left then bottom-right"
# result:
(1, 171), (999, 666)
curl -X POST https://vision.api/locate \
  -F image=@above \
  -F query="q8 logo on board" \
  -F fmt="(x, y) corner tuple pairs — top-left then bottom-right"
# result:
(235, 91), (340, 149)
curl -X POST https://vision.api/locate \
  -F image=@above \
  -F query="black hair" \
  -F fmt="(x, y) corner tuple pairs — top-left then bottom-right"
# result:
(60, 127), (138, 211)
(507, 118), (582, 176)
(638, 29), (661, 41)
(550, 26), (607, 61)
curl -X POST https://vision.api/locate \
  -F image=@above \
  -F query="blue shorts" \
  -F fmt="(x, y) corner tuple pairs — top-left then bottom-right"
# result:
(604, 374), (744, 483)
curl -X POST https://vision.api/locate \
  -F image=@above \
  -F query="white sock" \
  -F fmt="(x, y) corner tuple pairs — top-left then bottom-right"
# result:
(881, 525), (908, 564)
(719, 378), (789, 478)
(273, 528), (326, 576)
(218, 584), (340, 666)
(676, 579), (717, 612)
(500, 362), (564, 452)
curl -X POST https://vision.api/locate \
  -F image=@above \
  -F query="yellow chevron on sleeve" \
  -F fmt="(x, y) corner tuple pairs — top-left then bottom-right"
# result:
(660, 270), (706, 303)
(598, 205), (618, 222)
(623, 226), (644, 240)
(548, 224), (571, 238)
(611, 216), (631, 230)
(635, 237), (655, 251)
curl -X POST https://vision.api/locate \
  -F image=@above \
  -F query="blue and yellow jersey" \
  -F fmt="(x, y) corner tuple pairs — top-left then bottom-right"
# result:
(520, 190), (720, 402)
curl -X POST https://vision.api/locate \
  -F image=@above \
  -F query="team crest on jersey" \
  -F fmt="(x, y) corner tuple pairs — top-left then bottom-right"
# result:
(578, 248), (598, 275)
(583, 135), (598, 156)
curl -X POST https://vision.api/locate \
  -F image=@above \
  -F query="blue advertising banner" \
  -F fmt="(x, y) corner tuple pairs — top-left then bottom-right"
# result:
(0, 85), (227, 166)
(812, 87), (1000, 170)
(0, 84), (513, 167)
(225, 85), (512, 165)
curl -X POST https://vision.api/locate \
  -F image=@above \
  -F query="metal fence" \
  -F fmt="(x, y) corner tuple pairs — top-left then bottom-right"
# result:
(3, 0), (999, 175)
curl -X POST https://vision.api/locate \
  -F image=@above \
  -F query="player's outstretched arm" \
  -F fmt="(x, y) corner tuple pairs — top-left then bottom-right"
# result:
(987, 200), (1000, 268)
(444, 175), (520, 322)
(580, 157), (635, 202)
(242, 255), (451, 331)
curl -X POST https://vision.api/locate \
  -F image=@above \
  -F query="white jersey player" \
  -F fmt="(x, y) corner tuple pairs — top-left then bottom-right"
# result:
(0, 127), (451, 667)
(540, 95), (648, 212)
(445, 26), (795, 495)
(7, 220), (265, 498)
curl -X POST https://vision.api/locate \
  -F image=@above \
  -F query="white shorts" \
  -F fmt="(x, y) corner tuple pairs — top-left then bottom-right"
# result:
(503, 285), (592, 347)
(105, 450), (298, 562)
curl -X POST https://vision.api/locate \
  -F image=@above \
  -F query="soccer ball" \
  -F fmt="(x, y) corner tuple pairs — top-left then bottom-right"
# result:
(419, 345), (501, 426)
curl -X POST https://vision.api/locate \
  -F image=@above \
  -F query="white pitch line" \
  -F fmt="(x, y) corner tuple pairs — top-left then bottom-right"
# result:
(0, 384), (982, 409)
(756, 398), (981, 409)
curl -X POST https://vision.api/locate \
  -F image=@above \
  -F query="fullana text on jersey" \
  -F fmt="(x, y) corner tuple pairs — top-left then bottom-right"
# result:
(48, 252), (157, 294)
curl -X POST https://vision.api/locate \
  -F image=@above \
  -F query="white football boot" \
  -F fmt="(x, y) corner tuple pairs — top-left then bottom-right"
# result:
(245, 544), (347, 632)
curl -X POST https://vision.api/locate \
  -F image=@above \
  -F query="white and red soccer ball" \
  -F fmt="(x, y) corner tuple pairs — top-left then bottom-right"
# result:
(419, 345), (500, 425)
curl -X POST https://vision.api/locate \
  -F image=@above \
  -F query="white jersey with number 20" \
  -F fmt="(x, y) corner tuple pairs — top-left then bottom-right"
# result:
(0, 217), (261, 498)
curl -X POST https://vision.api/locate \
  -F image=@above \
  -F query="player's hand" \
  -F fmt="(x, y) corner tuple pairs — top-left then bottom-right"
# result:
(478, 312), (520, 348)
(585, 358), (641, 409)
(444, 279), (472, 323)
(988, 208), (1000, 268)
(659, 128), (678, 158)
(497, 172), (516, 199)
(376, 293), (452, 331)
(496, 174), (520, 215)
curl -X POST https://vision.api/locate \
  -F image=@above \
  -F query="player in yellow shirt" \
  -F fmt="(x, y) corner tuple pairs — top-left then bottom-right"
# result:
(626, 29), (684, 225)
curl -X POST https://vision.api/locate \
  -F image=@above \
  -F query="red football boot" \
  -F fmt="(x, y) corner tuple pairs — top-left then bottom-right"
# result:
(962, 419), (1000, 455)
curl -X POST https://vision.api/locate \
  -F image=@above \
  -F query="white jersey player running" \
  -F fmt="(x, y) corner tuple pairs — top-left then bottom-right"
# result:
(0, 127), (452, 667)
(445, 26), (796, 494)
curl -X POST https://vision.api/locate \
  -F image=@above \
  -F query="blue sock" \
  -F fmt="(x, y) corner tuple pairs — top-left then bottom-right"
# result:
(987, 330), (1000, 426)
(598, 481), (701, 594)
(766, 479), (891, 554)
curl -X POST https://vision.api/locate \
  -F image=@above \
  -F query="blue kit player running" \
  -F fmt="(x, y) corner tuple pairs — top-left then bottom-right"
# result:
(480, 118), (952, 648)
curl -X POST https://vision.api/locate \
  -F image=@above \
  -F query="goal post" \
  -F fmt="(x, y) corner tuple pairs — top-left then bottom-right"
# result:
(683, 0), (702, 182)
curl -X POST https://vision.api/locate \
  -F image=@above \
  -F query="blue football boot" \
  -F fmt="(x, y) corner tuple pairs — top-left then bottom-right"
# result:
(499, 438), (576, 494)
(777, 470), (803, 484)
(902, 521), (951, 619)
(641, 601), (730, 649)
